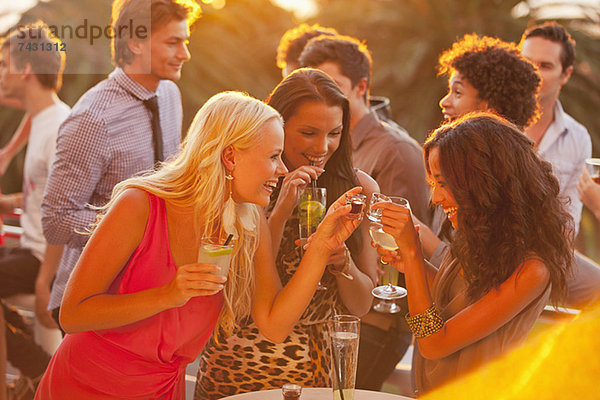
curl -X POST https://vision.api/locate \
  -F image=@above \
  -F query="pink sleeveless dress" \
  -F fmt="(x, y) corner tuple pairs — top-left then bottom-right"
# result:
(35, 192), (224, 399)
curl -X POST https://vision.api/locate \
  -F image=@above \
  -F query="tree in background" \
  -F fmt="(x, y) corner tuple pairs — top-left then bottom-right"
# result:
(180, 0), (293, 129)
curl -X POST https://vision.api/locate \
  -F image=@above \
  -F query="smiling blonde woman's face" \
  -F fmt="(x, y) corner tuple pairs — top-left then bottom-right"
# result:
(231, 119), (288, 207)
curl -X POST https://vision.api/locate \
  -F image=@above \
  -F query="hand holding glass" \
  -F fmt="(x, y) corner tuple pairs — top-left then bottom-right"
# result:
(367, 193), (407, 313)
(197, 237), (235, 279)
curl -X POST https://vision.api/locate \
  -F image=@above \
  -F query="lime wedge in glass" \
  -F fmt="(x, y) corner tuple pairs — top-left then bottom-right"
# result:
(201, 244), (234, 257)
(299, 200), (325, 221)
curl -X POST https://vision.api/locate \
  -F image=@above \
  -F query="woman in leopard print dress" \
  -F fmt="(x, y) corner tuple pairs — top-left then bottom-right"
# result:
(195, 69), (380, 399)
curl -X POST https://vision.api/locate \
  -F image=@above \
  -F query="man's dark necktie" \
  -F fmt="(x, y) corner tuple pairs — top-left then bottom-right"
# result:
(143, 96), (164, 163)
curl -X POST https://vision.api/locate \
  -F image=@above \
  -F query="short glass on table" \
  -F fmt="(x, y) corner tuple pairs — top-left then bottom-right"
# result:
(281, 383), (302, 400)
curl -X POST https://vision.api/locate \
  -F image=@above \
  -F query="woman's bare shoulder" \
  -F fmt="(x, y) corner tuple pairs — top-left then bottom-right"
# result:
(104, 188), (151, 227)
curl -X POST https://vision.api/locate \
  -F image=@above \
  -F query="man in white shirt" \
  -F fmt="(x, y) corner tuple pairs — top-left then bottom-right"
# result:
(0, 21), (70, 391)
(0, 23), (70, 315)
(520, 22), (600, 307)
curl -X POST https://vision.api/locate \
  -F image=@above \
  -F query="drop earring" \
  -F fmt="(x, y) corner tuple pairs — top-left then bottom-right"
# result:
(222, 171), (237, 238)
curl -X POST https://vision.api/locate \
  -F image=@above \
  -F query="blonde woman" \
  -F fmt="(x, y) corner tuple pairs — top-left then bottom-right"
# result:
(35, 92), (362, 399)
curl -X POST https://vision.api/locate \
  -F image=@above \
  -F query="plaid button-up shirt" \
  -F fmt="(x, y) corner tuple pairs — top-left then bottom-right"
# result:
(42, 68), (182, 309)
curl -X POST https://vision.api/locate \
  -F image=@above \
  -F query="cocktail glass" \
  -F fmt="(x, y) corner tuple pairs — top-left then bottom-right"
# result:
(197, 237), (235, 279)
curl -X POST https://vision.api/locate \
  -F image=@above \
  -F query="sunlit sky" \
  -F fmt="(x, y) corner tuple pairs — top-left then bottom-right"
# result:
(271, 0), (317, 18)
(0, 0), (317, 33)
(0, 0), (37, 33)
(1, 0), (598, 34)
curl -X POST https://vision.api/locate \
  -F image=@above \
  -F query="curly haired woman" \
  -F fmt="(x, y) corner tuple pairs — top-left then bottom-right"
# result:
(373, 113), (573, 394)
(418, 34), (542, 265)
(437, 33), (540, 129)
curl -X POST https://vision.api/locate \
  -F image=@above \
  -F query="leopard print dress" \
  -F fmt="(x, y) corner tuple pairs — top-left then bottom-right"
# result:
(194, 188), (348, 399)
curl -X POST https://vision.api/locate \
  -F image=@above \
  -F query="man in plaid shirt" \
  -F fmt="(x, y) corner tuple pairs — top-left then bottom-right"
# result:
(40, 0), (200, 328)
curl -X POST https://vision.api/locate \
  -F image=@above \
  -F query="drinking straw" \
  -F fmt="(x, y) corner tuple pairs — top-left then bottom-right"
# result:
(330, 323), (346, 400)
(224, 234), (234, 246)
(310, 161), (317, 189)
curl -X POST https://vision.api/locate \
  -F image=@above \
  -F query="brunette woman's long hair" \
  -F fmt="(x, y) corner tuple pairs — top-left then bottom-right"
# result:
(266, 68), (362, 255)
(424, 113), (573, 304)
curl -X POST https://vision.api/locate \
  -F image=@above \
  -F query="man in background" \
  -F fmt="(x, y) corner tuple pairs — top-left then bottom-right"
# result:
(0, 21), (70, 396)
(520, 21), (600, 307)
(300, 34), (430, 392)
(276, 23), (400, 127)
(41, 0), (199, 327)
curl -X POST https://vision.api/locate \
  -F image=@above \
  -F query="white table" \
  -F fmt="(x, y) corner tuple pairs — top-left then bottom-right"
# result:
(221, 387), (413, 399)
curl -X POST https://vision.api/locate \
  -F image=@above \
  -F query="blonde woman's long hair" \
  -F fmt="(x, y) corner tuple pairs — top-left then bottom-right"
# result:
(99, 91), (282, 336)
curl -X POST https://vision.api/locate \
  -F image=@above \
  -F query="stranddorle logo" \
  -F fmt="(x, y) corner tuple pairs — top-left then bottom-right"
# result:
(8, 12), (153, 75)
(16, 18), (149, 46)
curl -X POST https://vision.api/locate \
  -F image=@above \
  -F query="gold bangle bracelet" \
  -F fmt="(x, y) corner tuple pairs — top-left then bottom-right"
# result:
(405, 304), (444, 338)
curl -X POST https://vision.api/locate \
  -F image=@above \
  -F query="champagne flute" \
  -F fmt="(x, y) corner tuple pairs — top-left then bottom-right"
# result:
(328, 315), (360, 400)
(367, 193), (407, 313)
(298, 186), (327, 290)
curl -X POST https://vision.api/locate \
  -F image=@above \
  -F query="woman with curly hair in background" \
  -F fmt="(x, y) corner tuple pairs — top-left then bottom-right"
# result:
(372, 113), (573, 394)
(418, 33), (542, 266)
(424, 32), (600, 311)
(437, 33), (540, 129)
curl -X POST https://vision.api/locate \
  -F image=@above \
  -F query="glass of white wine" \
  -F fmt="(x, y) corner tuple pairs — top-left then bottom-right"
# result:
(367, 193), (408, 313)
